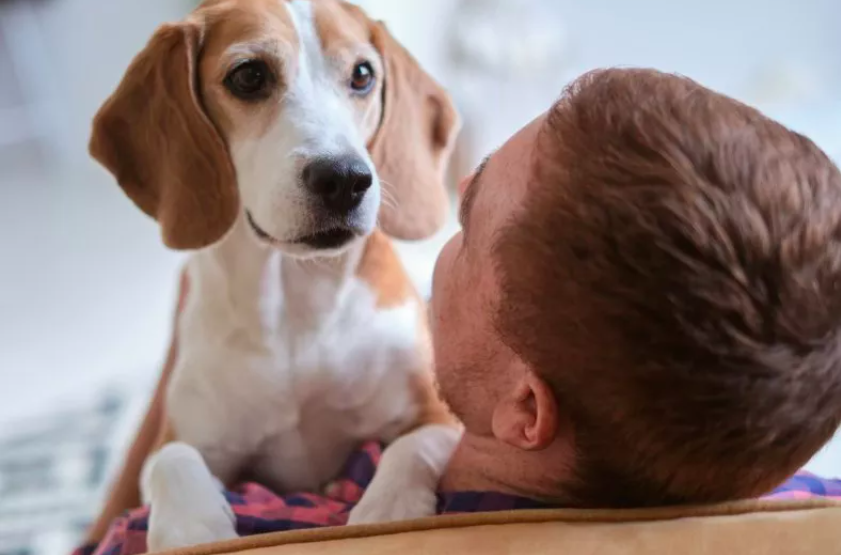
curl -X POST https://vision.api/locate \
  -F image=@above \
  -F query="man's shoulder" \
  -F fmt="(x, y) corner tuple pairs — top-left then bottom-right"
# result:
(767, 472), (841, 500)
(436, 491), (554, 514)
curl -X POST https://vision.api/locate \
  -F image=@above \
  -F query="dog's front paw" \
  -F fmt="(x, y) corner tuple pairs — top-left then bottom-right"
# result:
(147, 495), (238, 553)
(347, 482), (439, 525)
(347, 425), (461, 525)
(142, 442), (239, 553)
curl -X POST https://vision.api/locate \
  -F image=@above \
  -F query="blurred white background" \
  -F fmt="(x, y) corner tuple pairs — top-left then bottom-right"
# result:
(0, 0), (839, 554)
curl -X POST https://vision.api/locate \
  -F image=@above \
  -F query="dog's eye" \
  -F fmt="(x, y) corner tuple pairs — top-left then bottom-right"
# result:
(349, 61), (375, 94)
(225, 60), (272, 100)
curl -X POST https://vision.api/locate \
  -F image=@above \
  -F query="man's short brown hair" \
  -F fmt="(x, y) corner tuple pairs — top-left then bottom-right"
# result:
(495, 68), (841, 507)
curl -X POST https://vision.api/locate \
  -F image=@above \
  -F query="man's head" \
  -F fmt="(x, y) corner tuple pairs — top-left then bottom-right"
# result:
(431, 68), (841, 507)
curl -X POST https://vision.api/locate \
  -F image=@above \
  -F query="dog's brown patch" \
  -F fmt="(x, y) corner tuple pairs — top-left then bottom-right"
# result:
(356, 231), (413, 309)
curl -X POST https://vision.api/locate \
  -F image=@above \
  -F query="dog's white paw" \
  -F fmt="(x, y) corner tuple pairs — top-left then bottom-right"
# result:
(347, 481), (439, 525)
(142, 442), (239, 553)
(347, 425), (461, 526)
(147, 489), (238, 553)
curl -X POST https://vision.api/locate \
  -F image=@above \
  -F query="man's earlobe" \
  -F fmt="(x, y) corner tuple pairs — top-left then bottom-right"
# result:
(491, 369), (559, 451)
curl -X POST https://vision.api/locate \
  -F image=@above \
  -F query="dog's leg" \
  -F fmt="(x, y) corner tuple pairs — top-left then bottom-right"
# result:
(347, 424), (462, 525)
(142, 442), (238, 552)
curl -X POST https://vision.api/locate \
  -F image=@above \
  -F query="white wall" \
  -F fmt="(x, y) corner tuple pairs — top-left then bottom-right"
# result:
(363, 0), (841, 166)
(555, 0), (839, 99)
(39, 0), (196, 167)
(0, 0), (194, 424)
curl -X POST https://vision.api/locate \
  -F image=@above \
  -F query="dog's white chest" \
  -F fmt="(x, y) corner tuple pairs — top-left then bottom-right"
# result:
(166, 259), (422, 492)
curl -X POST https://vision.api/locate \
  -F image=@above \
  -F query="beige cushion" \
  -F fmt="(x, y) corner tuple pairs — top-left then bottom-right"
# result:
(159, 499), (841, 555)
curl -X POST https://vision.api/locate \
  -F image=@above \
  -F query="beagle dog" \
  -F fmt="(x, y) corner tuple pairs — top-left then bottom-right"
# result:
(87, 0), (461, 551)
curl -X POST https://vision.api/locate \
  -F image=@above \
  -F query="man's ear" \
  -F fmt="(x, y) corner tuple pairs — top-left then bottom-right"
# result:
(492, 368), (559, 451)
(89, 21), (239, 250)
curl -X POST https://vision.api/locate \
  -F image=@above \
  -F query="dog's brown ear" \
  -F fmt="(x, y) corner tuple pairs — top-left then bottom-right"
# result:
(89, 23), (238, 250)
(367, 21), (461, 241)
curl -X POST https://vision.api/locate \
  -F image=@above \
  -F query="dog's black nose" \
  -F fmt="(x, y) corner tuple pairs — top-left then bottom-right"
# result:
(303, 155), (373, 214)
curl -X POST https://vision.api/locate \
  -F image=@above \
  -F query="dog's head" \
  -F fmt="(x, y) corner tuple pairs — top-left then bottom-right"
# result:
(90, 0), (459, 256)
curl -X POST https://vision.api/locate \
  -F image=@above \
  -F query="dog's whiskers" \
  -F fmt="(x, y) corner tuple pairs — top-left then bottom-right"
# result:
(294, 258), (317, 278)
(379, 180), (400, 212)
(304, 258), (325, 273)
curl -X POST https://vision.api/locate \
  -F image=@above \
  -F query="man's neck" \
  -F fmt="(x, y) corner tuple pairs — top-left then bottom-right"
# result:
(439, 433), (576, 502)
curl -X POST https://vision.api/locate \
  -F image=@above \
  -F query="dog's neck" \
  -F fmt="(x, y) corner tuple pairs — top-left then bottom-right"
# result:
(190, 214), (367, 336)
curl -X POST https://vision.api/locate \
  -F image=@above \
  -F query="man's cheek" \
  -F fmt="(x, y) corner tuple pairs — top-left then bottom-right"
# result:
(432, 237), (457, 299)
(458, 174), (474, 199)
